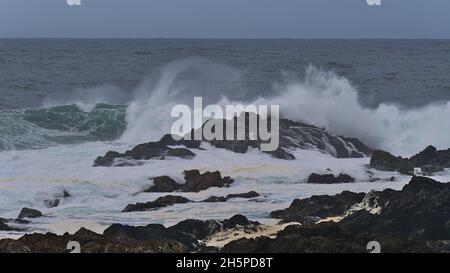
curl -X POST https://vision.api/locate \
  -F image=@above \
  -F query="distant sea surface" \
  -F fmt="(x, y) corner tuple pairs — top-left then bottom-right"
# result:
(1, 39), (449, 110)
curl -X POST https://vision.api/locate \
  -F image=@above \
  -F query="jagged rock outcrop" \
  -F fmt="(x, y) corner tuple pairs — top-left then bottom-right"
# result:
(93, 114), (371, 166)
(339, 176), (450, 240)
(307, 173), (355, 184)
(272, 176), (450, 241)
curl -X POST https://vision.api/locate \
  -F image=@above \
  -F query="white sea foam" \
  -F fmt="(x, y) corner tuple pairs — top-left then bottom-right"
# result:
(117, 61), (450, 156)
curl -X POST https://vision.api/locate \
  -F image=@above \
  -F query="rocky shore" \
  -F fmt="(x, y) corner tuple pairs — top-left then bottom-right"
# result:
(1, 175), (448, 253)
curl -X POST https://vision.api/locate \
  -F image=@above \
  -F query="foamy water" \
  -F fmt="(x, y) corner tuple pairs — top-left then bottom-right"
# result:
(3, 139), (448, 238)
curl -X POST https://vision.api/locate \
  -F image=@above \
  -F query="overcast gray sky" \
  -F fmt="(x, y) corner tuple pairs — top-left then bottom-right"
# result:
(0, 0), (448, 38)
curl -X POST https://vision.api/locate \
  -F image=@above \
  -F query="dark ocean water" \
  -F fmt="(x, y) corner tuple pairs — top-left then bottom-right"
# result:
(1, 39), (449, 110)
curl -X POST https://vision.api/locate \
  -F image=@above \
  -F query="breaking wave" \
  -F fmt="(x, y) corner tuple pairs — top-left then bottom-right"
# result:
(2, 58), (450, 157)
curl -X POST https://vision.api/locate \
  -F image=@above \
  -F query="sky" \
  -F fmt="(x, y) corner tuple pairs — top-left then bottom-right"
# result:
(0, 0), (449, 38)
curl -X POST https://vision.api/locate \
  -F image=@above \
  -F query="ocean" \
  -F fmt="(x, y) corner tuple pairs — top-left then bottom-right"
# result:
(1, 39), (450, 237)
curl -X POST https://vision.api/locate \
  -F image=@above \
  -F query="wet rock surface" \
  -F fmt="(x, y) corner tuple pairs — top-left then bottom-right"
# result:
(93, 114), (371, 166)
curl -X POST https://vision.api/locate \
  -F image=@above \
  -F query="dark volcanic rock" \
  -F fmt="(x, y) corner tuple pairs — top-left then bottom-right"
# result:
(307, 173), (355, 184)
(339, 176), (450, 240)
(182, 171), (234, 192)
(93, 114), (371, 166)
(203, 191), (260, 203)
(122, 195), (191, 212)
(370, 150), (412, 175)
(221, 222), (433, 253)
(0, 227), (187, 253)
(270, 191), (365, 224)
(144, 176), (180, 192)
(17, 208), (42, 219)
